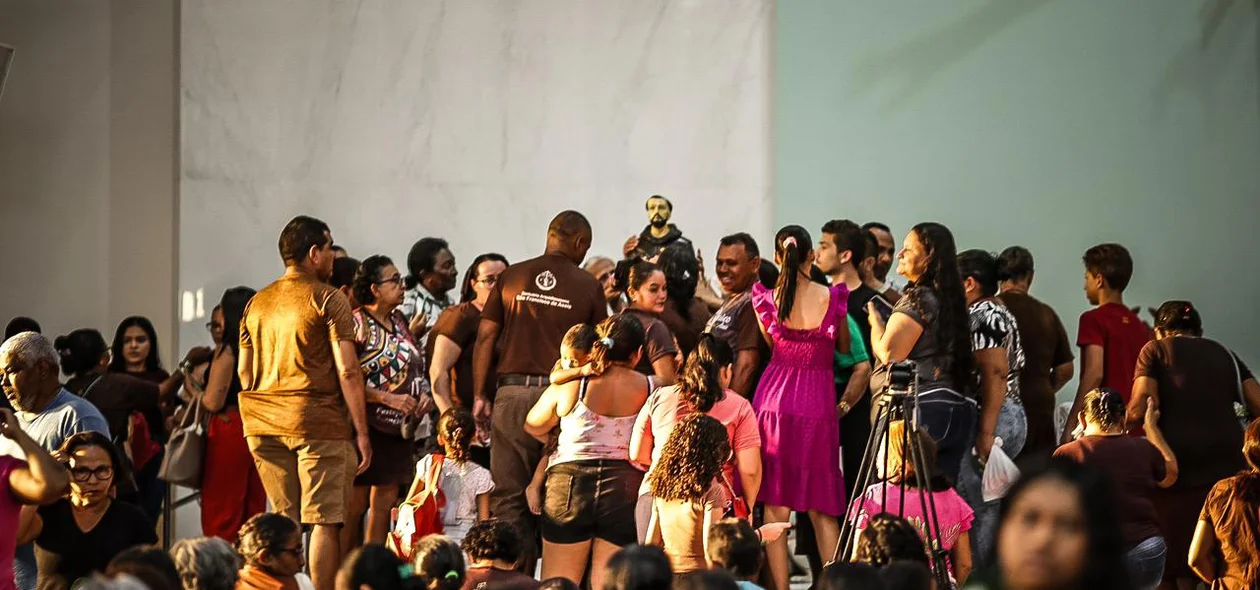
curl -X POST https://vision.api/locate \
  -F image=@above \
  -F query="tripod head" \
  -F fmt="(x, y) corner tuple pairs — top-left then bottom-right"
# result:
(885, 360), (918, 397)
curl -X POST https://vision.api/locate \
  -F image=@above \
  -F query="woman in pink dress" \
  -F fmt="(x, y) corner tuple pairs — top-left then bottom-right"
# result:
(752, 225), (850, 590)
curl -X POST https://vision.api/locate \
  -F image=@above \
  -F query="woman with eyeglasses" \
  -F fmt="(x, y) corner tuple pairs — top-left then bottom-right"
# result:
(344, 255), (435, 551)
(182, 287), (266, 544)
(236, 513), (307, 590)
(427, 253), (509, 467)
(18, 432), (156, 590)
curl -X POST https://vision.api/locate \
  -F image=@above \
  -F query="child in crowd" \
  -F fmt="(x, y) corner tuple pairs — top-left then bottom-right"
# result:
(410, 535), (465, 590)
(707, 518), (765, 590)
(852, 420), (973, 585)
(644, 414), (730, 574)
(1062, 243), (1152, 441)
(525, 324), (599, 515)
(408, 409), (494, 546)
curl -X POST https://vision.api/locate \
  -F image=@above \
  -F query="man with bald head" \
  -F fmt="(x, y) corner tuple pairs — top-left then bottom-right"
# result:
(472, 210), (607, 571)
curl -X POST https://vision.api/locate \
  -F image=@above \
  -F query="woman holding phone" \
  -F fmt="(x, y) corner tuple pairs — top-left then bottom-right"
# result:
(868, 223), (976, 483)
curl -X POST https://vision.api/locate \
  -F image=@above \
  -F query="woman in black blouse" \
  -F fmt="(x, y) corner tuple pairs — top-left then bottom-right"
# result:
(19, 432), (156, 590)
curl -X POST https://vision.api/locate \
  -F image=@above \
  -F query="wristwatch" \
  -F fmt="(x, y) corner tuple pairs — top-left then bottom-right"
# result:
(838, 401), (851, 416)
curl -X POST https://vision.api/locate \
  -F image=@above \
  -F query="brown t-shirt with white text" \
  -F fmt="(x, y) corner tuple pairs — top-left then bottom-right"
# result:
(482, 254), (607, 380)
(239, 273), (356, 439)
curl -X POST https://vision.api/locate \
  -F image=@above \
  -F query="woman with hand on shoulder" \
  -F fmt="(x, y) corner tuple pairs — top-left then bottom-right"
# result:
(21, 433), (156, 590)
(525, 315), (652, 589)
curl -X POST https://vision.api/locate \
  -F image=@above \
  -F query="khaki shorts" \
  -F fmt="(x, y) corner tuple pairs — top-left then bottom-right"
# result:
(247, 435), (356, 526)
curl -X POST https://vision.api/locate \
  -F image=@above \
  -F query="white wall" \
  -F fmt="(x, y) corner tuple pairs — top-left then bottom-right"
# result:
(177, 0), (773, 349)
(0, 0), (177, 363)
(0, 2), (112, 339)
(775, 0), (1260, 397)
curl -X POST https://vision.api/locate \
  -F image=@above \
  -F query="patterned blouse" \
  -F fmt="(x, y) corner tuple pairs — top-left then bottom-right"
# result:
(353, 308), (429, 435)
(969, 299), (1026, 402)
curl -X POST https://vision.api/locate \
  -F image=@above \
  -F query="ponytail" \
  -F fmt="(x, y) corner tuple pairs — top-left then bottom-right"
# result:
(438, 408), (475, 463)
(772, 226), (813, 323)
(53, 329), (107, 378)
(1082, 388), (1127, 432)
(589, 314), (646, 374)
(678, 335), (733, 413)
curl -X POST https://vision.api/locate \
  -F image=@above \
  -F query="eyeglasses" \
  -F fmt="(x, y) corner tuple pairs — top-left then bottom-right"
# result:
(69, 465), (114, 482)
(275, 545), (303, 557)
(376, 275), (404, 287)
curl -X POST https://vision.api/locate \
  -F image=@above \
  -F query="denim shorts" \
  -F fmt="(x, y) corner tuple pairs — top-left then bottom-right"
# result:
(913, 389), (978, 483)
(542, 459), (643, 545)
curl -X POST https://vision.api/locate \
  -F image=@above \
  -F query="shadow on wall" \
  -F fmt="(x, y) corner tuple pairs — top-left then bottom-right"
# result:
(1153, 0), (1258, 135)
(847, 0), (1056, 111)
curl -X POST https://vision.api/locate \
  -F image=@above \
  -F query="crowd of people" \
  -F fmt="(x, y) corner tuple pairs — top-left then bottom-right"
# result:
(2, 196), (1260, 590)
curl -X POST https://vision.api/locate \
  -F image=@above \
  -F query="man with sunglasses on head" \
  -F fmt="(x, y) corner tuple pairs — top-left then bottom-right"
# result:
(1, 332), (108, 590)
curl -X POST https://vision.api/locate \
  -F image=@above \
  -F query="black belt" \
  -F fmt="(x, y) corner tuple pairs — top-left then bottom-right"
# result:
(497, 374), (550, 388)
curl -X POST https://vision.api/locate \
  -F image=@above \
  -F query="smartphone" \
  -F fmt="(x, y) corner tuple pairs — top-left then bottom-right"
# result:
(869, 294), (894, 322)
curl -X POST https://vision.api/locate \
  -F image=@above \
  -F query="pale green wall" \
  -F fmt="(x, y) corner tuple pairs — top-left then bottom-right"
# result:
(775, 0), (1260, 401)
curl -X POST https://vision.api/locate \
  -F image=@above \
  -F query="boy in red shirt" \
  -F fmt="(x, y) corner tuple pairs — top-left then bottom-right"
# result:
(1060, 243), (1152, 443)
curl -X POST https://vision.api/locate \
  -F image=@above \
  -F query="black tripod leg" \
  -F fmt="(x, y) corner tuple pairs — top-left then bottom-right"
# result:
(905, 397), (953, 588)
(832, 398), (890, 565)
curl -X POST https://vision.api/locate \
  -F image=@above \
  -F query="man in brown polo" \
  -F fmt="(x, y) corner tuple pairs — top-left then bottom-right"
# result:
(472, 210), (607, 571)
(238, 215), (371, 590)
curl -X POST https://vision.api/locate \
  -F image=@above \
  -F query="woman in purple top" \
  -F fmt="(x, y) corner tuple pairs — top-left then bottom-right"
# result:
(751, 225), (850, 590)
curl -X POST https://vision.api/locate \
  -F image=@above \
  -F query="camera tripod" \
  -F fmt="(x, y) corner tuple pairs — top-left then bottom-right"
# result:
(830, 368), (953, 589)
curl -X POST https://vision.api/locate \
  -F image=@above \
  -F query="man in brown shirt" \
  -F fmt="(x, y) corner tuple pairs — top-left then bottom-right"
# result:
(472, 210), (607, 571)
(996, 246), (1074, 467)
(238, 215), (371, 590)
(702, 233), (763, 397)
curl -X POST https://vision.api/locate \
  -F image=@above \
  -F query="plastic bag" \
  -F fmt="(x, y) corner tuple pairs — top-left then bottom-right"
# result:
(982, 437), (1020, 502)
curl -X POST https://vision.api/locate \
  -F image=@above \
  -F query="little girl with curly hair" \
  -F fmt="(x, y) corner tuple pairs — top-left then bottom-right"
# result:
(644, 413), (731, 573)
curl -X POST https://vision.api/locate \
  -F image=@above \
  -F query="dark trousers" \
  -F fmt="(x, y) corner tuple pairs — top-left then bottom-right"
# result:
(489, 383), (546, 572)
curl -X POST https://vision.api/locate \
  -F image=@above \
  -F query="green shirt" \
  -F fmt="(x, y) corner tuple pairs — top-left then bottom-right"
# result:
(835, 315), (871, 387)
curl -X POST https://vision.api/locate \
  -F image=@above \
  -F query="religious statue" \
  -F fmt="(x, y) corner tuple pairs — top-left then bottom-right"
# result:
(623, 194), (692, 260)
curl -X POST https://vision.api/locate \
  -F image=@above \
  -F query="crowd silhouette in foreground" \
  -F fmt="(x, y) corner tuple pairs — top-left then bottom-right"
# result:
(3, 200), (1260, 590)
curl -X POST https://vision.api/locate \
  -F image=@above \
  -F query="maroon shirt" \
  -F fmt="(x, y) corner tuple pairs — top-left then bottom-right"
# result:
(1055, 434), (1165, 547)
(1077, 303), (1152, 404)
(461, 566), (540, 590)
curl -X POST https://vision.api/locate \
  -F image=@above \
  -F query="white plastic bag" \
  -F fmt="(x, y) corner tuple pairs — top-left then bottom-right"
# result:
(982, 437), (1020, 502)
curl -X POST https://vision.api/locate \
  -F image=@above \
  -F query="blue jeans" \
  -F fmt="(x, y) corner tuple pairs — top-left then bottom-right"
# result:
(914, 389), (978, 483)
(957, 397), (1027, 570)
(1125, 536), (1167, 590)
